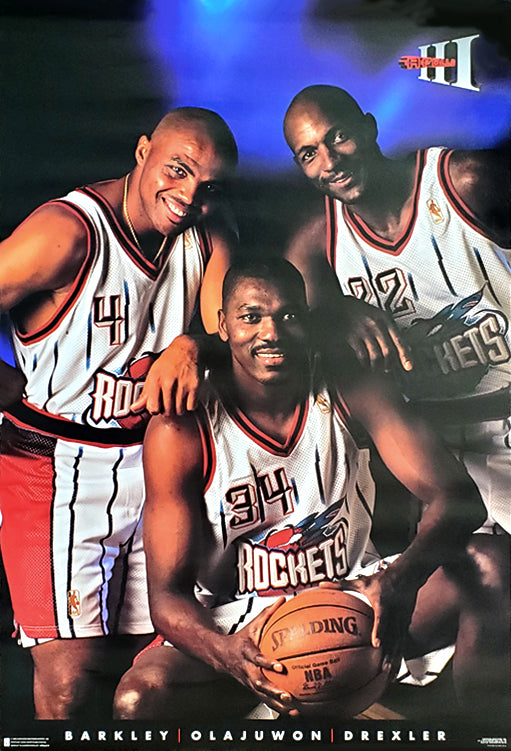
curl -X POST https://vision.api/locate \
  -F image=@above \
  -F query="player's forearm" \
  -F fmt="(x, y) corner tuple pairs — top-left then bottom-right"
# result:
(0, 359), (26, 409)
(149, 591), (233, 675)
(163, 333), (227, 370)
(384, 477), (485, 592)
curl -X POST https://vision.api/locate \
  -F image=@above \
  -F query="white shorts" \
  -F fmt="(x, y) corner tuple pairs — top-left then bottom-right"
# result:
(0, 419), (153, 647)
(440, 418), (510, 534)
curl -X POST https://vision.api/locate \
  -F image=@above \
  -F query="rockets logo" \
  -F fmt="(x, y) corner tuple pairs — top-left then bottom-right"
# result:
(399, 289), (510, 399)
(237, 501), (350, 595)
(84, 352), (158, 428)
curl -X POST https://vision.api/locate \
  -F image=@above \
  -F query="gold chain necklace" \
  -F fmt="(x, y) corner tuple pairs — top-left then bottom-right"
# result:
(122, 173), (167, 263)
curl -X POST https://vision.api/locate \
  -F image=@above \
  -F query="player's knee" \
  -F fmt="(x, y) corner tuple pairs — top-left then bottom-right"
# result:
(113, 666), (169, 720)
(466, 534), (509, 598)
(34, 668), (80, 719)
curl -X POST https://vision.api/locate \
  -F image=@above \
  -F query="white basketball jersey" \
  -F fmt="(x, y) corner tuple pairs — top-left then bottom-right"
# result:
(327, 147), (511, 404)
(9, 185), (210, 437)
(193, 387), (377, 609)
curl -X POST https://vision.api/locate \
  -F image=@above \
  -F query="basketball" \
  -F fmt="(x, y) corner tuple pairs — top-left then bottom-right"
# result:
(259, 587), (388, 717)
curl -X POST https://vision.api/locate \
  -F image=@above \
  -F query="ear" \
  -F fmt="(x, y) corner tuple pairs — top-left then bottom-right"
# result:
(135, 135), (150, 166)
(363, 113), (378, 143)
(218, 309), (229, 342)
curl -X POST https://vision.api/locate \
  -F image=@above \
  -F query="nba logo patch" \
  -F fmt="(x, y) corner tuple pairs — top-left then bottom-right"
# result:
(68, 590), (82, 618)
(426, 198), (444, 224)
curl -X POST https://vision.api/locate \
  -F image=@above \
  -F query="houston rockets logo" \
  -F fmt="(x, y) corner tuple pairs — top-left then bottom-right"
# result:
(263, 503), (344, 551)
(237, 501), (350, 595)
(400, 289), (510, 399)
(84, 352), (158, 428)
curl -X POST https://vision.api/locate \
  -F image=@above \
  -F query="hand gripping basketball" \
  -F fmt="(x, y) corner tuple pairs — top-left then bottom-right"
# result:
(259, 587), (390, 717)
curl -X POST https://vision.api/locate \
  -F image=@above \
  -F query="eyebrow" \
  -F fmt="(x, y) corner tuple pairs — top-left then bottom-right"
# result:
(167, 156), (197, 177)
(236, 303), (263, 312)
(295, 143), (316, 158)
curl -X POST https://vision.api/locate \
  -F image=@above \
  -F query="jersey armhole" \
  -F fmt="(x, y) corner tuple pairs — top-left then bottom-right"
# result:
(331, 390), (371, 450)
(196, 225), (213, 265)
(438, 149), (496, 239)
(194, 404), (216, 492)
(14, 200), (97, 345)
(325, 196), (337, 269)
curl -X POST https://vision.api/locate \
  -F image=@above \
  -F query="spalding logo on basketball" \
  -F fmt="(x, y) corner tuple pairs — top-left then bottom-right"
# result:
(259, 587), (389, 717)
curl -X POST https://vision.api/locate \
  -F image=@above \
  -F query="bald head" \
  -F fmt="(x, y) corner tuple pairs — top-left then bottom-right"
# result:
(284, 85), (366, 148)
(152, 107), (238, 171)
(283, 85), (380, 204)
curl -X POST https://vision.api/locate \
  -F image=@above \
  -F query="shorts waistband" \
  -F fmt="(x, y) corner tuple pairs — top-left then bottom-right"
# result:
(3, 401), (146, 447)
(411, 388), (510, 425)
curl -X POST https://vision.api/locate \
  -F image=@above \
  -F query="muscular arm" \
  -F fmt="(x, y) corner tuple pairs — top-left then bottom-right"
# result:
(0, 204), (87, 314)
(130, 220), (237, 416)
(342, 368), (485, 650)
(142, 413), (296, 714)
(199, 220), (237, 334)
(449, 149), (511, 247)
(0, 203), (87, 407)
(286, 213), (412, 372)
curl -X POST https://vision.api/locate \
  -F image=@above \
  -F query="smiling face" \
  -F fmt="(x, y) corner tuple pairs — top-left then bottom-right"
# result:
(218, 276), (309, 390)
(284, 99), (379, 205)
(134, 120), (230, 237)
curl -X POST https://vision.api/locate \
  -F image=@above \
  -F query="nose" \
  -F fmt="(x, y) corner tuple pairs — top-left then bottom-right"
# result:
(317, 143), (338, 175)
(260, 316), (279, 341)
(176, 178), (200, 208)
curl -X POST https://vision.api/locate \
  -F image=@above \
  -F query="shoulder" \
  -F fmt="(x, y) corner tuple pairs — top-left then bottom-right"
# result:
(286, 210), (328, 273)
(14, 200), (90, 242)
(447, 148), (508, 189)
(447, 148), (510, 245)
(145, 410), (203, 445)
(143, 411), (205, 481)
(0, 201), (90, 291)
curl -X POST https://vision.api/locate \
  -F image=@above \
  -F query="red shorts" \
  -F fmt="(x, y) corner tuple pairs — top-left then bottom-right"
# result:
(0, 419), (153, 645)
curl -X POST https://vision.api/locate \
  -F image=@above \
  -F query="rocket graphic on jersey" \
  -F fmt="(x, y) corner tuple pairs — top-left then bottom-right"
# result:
(400, 288), (510, 399)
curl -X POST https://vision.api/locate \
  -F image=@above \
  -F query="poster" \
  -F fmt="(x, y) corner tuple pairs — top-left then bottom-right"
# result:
(0, 0), (510, 749)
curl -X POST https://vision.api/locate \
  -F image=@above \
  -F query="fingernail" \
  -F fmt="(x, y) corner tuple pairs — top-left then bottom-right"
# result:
(280, 692), (291, 702)
(404, 360), (413, 371)
(273, 663), (284, 673)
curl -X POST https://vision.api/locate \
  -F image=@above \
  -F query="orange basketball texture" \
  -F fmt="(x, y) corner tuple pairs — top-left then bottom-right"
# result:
(259, 588), (387, 717)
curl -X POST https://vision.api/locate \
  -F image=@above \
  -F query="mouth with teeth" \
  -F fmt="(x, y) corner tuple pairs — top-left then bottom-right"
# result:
(162, 195), (190, 224)
(253, 349), (287, 366)
(327, 170), (354, 187)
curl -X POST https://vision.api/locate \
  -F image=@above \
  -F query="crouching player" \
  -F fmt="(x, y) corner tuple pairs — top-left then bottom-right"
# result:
(114, 259), (509, 722)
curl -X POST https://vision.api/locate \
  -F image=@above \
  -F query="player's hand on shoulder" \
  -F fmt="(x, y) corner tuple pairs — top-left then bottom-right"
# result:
(130, 334), (205, 417)
(340, 296), (413, 374)
(224, 598), (300, 717)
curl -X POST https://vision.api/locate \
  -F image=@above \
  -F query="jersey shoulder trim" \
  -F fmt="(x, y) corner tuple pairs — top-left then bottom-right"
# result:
(331, 390), (371, 449)
(194, 404), (217, 492)
(437, 150), (501, 242)
(15, 200), (97, 345)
